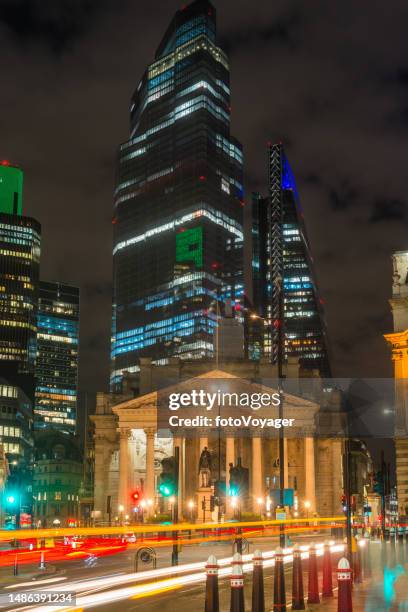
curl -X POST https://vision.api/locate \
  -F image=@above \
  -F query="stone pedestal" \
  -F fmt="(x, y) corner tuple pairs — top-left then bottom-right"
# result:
(196, 487), (215, 523)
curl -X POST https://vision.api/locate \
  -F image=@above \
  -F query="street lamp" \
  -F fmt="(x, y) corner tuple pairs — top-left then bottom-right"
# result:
(187, 500), (195, 522)
(118, 504), (124, 526)
(304, 500), (311, 519)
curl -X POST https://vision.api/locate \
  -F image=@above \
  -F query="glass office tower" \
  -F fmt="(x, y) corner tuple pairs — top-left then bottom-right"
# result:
(34, 282), (79, 434)
(0, 207), (41, 393)
(251, 143), (331, 377)
(111, 0), (243, 389)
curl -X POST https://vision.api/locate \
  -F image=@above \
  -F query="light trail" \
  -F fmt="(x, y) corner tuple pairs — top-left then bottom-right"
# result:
(0, 516), (346, 542)
(6, 542), (345, 612)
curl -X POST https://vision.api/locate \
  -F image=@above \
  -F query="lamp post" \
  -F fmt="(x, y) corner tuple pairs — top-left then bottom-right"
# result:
(188, 500), (195, 522)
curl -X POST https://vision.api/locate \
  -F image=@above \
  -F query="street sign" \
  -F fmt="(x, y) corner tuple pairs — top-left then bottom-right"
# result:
(276, 511), (286, 521)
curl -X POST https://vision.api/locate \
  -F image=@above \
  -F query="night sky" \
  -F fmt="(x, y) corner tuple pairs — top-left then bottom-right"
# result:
(1, 0), (407, 395)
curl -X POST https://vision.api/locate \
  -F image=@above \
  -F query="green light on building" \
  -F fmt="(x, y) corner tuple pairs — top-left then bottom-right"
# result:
(0, 162), (23, 216)
(176, 227), (203, 268)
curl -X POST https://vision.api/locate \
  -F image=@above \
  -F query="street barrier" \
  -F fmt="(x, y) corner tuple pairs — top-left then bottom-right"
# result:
(205, 555), (219, 612)
(251, 550), (265, 612)
(230, 559), (245, 612)
(322, 540), (333, 597)
(291, 544), (305, 610)
(273, 547), (286, 612)
(307, 543), (320, 604)
(337, 557), (353, 612)
(38, 551), (46, 570)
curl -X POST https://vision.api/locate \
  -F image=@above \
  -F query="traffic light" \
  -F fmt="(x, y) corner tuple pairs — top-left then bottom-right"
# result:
(159, 456), (178, 497)
(228, 458), (249, 498)
(131, 490), (141, 504)
(229, 464), (239, 496)
(341, 494), (347, 512)
(373, 470), (384, 495)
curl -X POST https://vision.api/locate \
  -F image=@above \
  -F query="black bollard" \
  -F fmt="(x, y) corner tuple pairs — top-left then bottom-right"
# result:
(273, 547), (286, 612)
(205, 554), (219, 612)
(230, 564), (245, 612)
(251, 550), (265, 612)
(307, 544), (320, 604)
(291, 545), (305, 610)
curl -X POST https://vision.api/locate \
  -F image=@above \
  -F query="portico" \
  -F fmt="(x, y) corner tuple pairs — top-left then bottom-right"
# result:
(92, 369), (341, 522)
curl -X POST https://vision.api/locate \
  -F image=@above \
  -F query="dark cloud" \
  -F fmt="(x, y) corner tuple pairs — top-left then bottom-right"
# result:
(1, 0), (407, 391)
(0, 0), (125, 53)
(219, 9), (302, 53)
(370, 198), (407, 223)
(328, 181), (360, 211)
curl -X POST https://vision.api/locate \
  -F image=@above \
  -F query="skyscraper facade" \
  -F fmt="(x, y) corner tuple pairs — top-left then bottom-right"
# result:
(0, 160), (23, 216)
(251, 143), (331, 377)
(34, 281), (79, 435)
(0, 164), (41, 395)
(111, 0), (243, 389)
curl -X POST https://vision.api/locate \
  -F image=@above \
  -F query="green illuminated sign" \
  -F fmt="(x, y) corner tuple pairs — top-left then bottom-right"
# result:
(176, 227), (203, 268)
(0, 164), (23, 216)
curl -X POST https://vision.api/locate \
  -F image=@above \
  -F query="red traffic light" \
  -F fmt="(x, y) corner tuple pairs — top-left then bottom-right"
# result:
(131, 490), (140, 502)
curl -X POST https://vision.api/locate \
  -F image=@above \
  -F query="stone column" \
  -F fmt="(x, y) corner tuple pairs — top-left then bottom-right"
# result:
(304, 437), (316, 513)
(174, 436), (185, 519)
(225, 436), (235, 516)
(251, 437), (263, 511)
(118, 427), (130, 515)
(144, 428), (156, 515)
(94, 436), (107, 518)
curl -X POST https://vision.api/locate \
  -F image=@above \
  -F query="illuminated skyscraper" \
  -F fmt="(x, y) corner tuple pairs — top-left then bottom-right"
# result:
(251, 144), (331, 377)
(111, 0), (243, 389)
(34, 281), (79, 435)
(0, 162), (41, 398)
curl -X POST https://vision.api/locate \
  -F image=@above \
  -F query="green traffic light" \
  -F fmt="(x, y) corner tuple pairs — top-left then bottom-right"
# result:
(229, 486), (239, 497)
(6, 495), (16, 504)
(159, 483), (175, 497)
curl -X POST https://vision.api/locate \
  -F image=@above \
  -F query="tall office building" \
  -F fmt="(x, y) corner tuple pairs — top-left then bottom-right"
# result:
(0, 162), (41, 399)
(251, 143), (331, 377)
(0, 161), (23, 216)
(111, 0), (243, 389)
(34, 281), (79, 435)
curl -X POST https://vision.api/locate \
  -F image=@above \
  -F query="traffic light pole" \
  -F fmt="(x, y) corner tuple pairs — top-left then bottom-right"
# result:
(277, 277), (285, 549)
(381, 451), (386, 539)
(171, 446), (179, 566)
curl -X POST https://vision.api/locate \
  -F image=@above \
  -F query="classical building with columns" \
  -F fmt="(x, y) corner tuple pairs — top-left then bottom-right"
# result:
(385, 250), (408, 517)
(91, 357), (345, 523)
